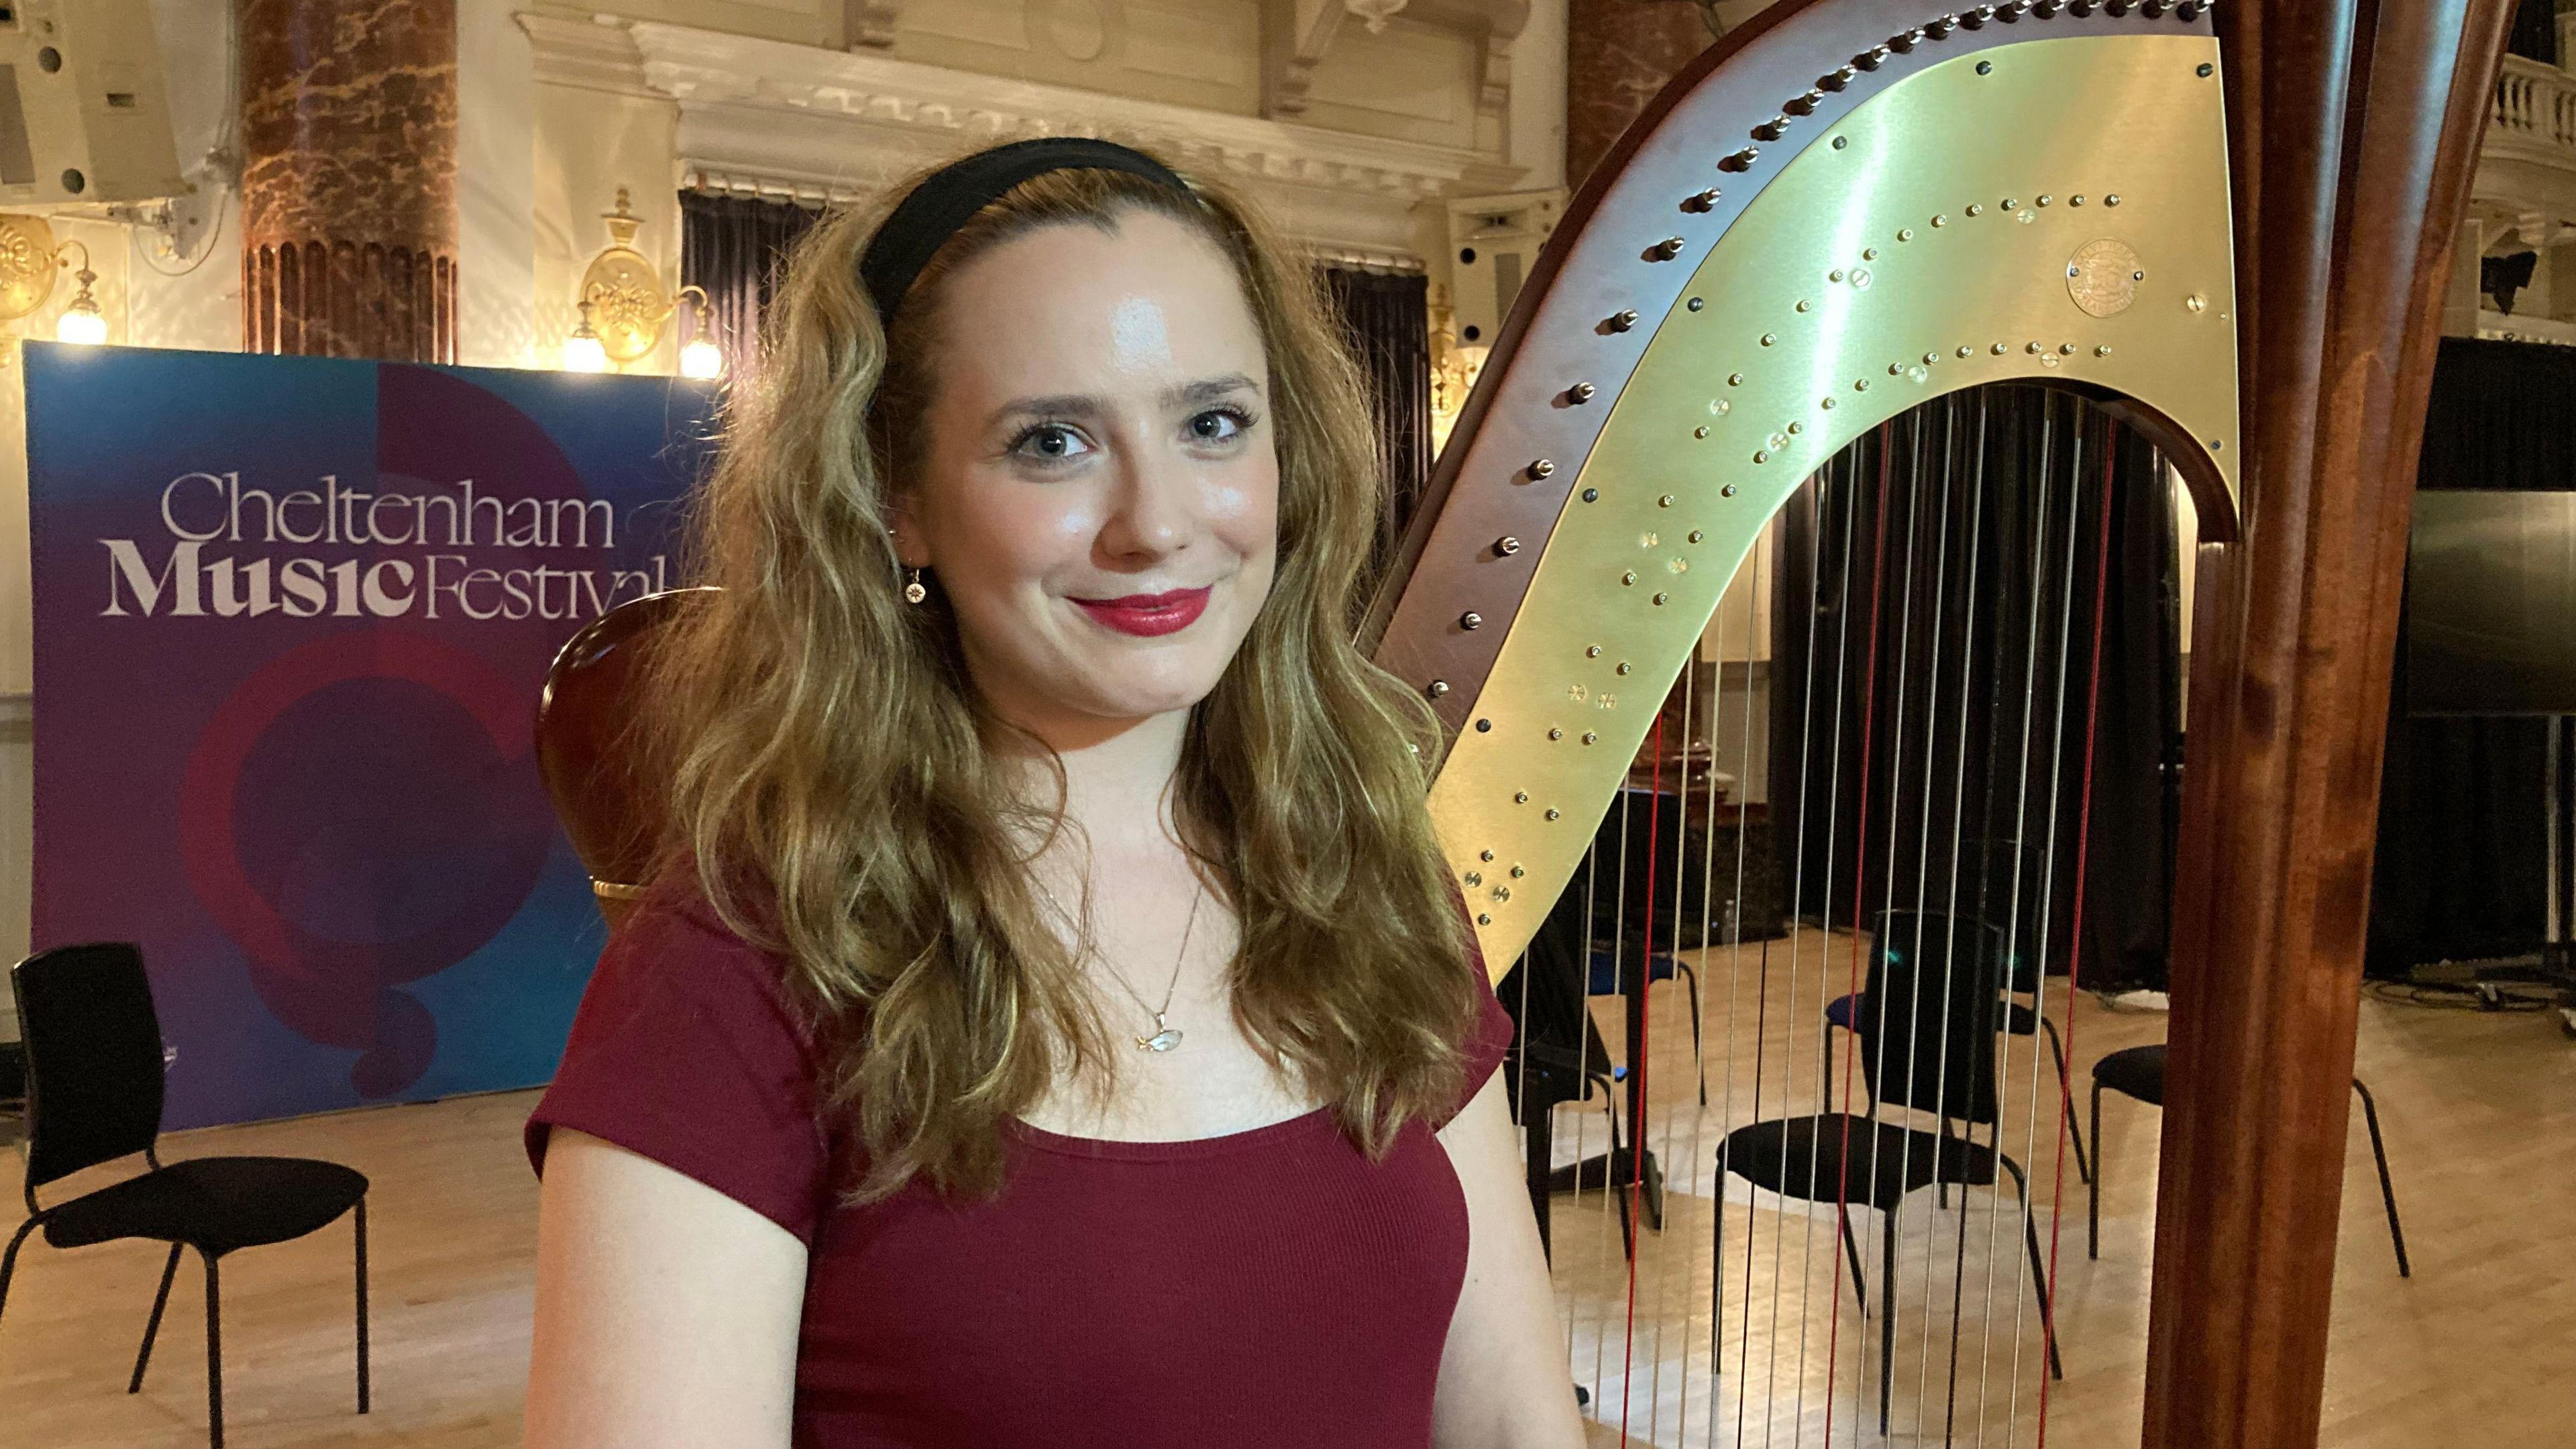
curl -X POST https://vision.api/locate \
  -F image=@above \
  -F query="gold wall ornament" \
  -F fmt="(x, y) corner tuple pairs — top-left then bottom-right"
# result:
(0, 215), (62, 321)
(570, 188), (720, 375)
(1396, 34), (2241, 975)
(0, 218), (107, 346)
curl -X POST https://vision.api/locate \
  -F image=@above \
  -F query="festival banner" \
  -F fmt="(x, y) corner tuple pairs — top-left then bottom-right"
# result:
(25, 343), (715, 1129)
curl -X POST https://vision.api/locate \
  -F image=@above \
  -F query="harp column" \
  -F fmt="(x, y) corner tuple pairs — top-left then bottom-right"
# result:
(2143, 3), (2514, 1446)
(239, 0), (460, 362)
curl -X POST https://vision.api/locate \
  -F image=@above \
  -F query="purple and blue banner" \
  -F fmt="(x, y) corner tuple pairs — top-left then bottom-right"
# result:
(26, 342), (716, 1129)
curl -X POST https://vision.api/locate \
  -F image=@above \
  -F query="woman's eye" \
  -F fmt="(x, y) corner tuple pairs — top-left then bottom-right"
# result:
(1014, 424), (1091, 462)
(1189, 408), (1251, 443)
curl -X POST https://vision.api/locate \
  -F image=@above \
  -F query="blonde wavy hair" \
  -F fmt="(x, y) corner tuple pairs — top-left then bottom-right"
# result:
(646, 151), (1483, 1201)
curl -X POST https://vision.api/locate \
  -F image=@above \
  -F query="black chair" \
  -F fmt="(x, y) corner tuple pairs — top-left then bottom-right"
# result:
(1, 944), (371, 1448)
(1503, 889), (1644, 1261)
(1822, 843), (2090, 1185)
(1717, 909), (2063, 1434)
(2086, 1043), (2410, 1277)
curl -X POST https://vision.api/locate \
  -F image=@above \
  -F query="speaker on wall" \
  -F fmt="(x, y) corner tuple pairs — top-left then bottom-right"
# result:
(0, 0), (186, 208)
(1442, 190), (1565, 354)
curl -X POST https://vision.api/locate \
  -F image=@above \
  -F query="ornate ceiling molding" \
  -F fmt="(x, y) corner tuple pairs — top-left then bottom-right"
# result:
(517, 13), (647, 96)
(519, 12), (1519, 259)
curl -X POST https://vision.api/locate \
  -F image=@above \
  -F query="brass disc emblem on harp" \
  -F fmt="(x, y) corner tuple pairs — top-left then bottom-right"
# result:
(2066, 237), (2144, 318)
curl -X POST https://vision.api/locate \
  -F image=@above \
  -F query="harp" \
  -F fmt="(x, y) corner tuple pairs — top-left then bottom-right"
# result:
(1367, 1), (2509, 1444)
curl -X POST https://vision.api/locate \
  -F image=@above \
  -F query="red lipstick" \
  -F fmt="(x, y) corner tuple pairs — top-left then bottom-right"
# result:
(1071, 586), (1212, 637)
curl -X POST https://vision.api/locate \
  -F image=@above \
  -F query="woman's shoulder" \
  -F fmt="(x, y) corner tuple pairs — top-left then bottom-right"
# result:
(531, 854), (840, 1242)
(624, 851), (780, 947)
(584, 856), (817, 1051)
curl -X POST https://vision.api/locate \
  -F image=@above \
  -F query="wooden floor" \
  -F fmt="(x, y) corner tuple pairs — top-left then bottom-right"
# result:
(2, 932), (2570, 1448)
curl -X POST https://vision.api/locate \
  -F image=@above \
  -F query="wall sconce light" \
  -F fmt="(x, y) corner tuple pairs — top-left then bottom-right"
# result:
(563, 297), (611, 373)
(567, 187), (722, 377)
(0, 215), (107, 345)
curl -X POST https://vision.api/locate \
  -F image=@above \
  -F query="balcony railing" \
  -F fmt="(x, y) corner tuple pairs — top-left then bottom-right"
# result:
(2493, 54), (2576, 154)
(2478, 308), (2576, 347)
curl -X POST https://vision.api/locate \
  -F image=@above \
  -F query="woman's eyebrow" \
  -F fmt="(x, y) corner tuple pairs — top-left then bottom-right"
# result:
(1164, 372), (1260, 407)
(990, 373), (1260, 425)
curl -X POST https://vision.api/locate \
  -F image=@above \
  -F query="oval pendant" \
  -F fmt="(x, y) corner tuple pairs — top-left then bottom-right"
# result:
(1139, 1028), (1183, 1052)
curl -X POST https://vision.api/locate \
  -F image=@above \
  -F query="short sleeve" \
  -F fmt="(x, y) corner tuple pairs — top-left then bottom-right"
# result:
(525, 881), (835, 1246)
(1437, 926), (1516, 1130)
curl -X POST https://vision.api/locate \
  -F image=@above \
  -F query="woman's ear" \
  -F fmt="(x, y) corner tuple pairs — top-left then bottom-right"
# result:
(885, 497), (928, 569)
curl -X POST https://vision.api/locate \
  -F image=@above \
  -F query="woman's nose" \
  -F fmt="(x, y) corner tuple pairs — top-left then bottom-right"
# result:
(1097, 443), (1197, 559)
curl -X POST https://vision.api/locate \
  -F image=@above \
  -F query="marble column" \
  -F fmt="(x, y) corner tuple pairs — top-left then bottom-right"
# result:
(1566, 0), (1713, 191)
(239, 0), (459, 362)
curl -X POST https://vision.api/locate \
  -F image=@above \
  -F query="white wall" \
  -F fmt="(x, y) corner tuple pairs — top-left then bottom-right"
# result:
(460, 0), (541, 369)
(1510, 0), (1566, 189)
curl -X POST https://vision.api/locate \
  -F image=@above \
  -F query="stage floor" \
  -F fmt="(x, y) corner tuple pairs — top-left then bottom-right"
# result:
(2, 941), (2569, 1448)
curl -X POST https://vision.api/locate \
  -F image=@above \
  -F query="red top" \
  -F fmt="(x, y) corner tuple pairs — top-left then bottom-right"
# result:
(526, 879), (1515, 1448)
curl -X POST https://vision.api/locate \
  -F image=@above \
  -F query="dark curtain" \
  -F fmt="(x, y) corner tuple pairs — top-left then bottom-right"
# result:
(2367, 336), (2562, 975)
(679, 191), (826, 382)
(2509, 0), (2558, 62)
(1767, 388), (2181, 991)
(1318, 267), (1434, 591)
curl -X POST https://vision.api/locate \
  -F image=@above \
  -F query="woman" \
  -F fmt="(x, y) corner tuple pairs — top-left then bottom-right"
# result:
(521, 138), (1580, 1448)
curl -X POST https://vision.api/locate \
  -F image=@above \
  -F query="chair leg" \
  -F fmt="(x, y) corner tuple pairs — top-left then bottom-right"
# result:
(0, 1215), (41, 1343)
(1612, 1103), (1637, 1263)
(1821, 1022), (1835, 1116)
(130, 1243), (182, 1392)
(1838, 1205), (1868, 1316)
(354, 1195), (372, 1413)
(1675, 961), (1708, 1107)
(2088, 1078), (2104, 1261)
(1879, 1205), (1898, 1436)
(1938, 1120), (1953, 1210)
(1711, 1143), (1728, 1349)
(202, 1249), (225, 1449)
(2351, 1078), (2410, 1279)
(2041, 1015), (2092, 1186)
(2001, 1157), (2065, 1381)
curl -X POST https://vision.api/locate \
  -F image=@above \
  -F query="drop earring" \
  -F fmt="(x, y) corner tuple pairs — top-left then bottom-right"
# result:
(904, 567), (927, 605)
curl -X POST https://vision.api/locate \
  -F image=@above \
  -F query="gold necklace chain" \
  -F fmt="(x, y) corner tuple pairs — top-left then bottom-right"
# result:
(1028, 871), (1203, 1052)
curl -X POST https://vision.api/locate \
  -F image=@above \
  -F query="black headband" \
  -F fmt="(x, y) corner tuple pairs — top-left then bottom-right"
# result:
(857, 138), (1192, 327)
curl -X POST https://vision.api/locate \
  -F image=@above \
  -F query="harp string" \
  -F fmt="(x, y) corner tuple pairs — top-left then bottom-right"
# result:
(2033, 413), (2125, 1446)
(1820, 422), (1898, 1449)
(1680, 506), (1731, 1446)
(1658, 602), (1715, 1441)
(1907, 395), (1973, 1440)
(1714, 525), (1764, 1442)
(1855, 407), (1935, 1438)
(1938, 392), (1998, 1444)
(1658, 576), (1700, 1443)
(1972, 389), (2061, 1448)
(1686, 494), (1764, 1444)
(1890, 402), (1951, 1440)
(1788, 443), (1862, 1448)
(1601, 781), (1635, 1416)
(2005, 399), (2089, 1446)
(1739, 449), (1837, 1446)
(1627, 706), (1669, 1433)
(1766, 449), (1833, 1444)
(1582, 822), (1611, 1411)
(1887, 400), (1962, 1440)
